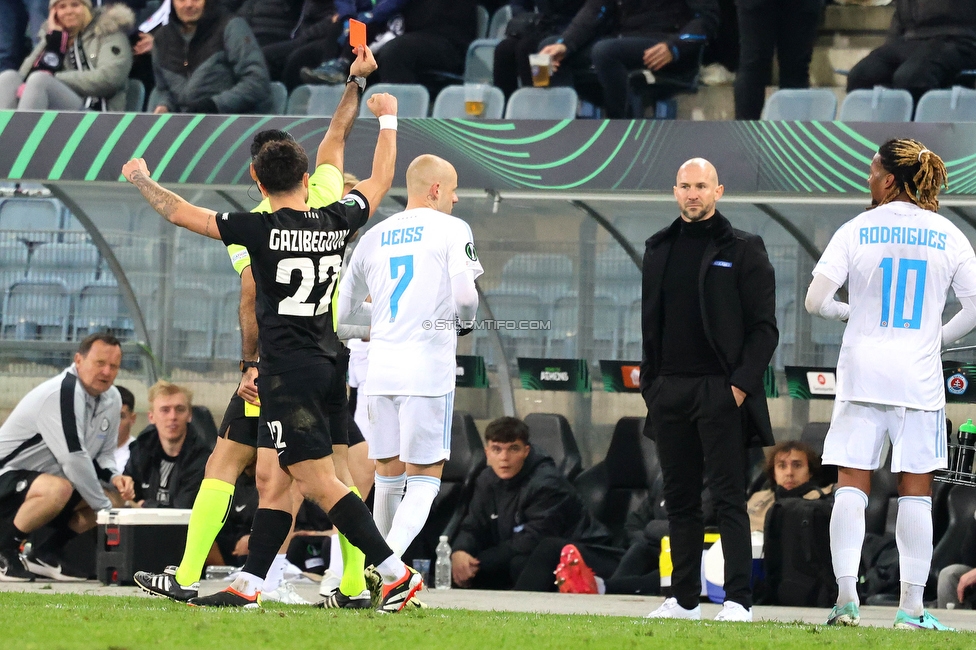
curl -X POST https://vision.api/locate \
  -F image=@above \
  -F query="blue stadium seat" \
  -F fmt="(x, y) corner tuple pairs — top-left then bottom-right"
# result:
(73, 283), (134, 341)
(498, 252), (574, 303)
(761, 88), (837, 120)
(28, 241), (100, 291)
(505, 87), (578, 119)
(0, 240), (28, 297)
(839, 87), (913, 122)
(0, 198), (61, 231)
(487, 4), (513, 39)
(547, 293), (620, 360)
(361, 84), (430, 118)
(269, 81), (288, 115)
(464, 39), (500, 84)
(915, 86), (976, 123)
(476, 291), (548, 361)
(125, 79), (146, 112)
(595, 250), (640, 306)
(287, 84), (345, 116)
(432, 84), (505, 118)
(146, 87), (164, 112)
(214, 288), (242, 359)
(2, 279), (72, 341)
(476, 4), (490, 39)
(171, 284), (216, 359)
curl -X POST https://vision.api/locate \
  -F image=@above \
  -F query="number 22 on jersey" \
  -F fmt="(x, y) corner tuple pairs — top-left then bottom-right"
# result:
(276, 255), (341, 316)
(879, 257), (926, 329)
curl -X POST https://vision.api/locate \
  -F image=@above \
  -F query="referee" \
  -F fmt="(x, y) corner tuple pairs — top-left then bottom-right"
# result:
(641, 158), (777, 622)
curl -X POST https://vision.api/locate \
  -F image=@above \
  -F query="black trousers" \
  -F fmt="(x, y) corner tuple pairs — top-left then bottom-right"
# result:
(374, 32), (466, 84)
(846, 37), (976, 101)
(648, 375), (752, 609)
(493, 33), (547, 98)
(263, 25), (343, 90)
(733, 0), (824, 119)
(604, 519), (669, 595)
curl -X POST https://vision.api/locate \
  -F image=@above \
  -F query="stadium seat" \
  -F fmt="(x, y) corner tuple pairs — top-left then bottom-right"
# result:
(28, 241), (100, 291)
(574, 417), (657, 546)
(595, 251), (640, 306)
(0, 240), (28, 294)
(524, 412), (583, 481)
(620, 298), (642, 361)
(431, 84), (505, 119)
(0, 198), (61, 231)
(213, 288), (242, 359)
(488, 4), (513, 39)
(505, 87), (578, 119)
(287, 84), (345, 116)
(914, 86), (976, 123)
(403, 412), (486, 563)
(475, 4), (490, 39)
(761, 88), (837, 121)
(838, 87), (912, 122)
(497, 252), (574, 304)
(72, 283), (134, 341)
(146, 87), (164, 112)
(171, 284), (215, 359)
(269, 81), (288, 115)
(125, 79), (146, 112)
(1, 279), (72, 341)
(464, 39), (500, 84)
(547, 293), (619, 360)
(360, 83), (430, 118)
(476, 291), (548, 360)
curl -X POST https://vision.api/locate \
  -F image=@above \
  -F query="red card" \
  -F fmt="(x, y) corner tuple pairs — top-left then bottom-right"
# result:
(349, 19), (366, 50)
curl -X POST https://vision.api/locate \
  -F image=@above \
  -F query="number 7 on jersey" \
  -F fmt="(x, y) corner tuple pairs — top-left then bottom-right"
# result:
(390, 255), (414, 322)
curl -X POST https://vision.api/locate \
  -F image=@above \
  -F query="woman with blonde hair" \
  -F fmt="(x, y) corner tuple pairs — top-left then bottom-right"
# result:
(0, 0), (134, 111)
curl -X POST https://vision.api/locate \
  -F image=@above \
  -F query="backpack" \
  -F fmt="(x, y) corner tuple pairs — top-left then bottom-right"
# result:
(763, 494), (838, 607)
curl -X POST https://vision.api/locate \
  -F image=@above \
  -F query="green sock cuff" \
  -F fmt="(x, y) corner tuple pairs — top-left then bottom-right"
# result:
(338, 531), (367, 596)
(200, 478), (235, 495)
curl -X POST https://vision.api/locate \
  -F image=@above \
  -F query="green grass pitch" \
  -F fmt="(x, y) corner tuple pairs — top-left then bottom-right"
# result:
(0, 592), (973, 649)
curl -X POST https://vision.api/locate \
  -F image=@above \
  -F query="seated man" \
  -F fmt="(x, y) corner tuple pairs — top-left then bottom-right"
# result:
(114, 386), (138, 474)
(847, 0), (976, 101)
(451, 416), (615, 591)
(0, 333), (133, 581)
(539, 0), (719, 118)
(937, 510), (976, 609)
(124, 381), (208, 509)
(151, 0), (272, 114)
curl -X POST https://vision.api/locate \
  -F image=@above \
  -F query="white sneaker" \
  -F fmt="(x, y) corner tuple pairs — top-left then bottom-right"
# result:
(263, 582), (310, 605)
(318, 569), (341, 597)
(714, 601), (753, 622)
(645, 597), (702, 620)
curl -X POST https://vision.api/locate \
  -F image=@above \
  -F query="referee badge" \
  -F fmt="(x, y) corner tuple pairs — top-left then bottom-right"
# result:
(465, 242), (478, 261)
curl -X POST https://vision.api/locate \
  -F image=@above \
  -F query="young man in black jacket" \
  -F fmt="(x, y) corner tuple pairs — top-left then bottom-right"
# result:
(538, 0), (719, 118)
(451, 417), (615, 591)
(124, 381), (208, 509)
(640, 158), (777, 621)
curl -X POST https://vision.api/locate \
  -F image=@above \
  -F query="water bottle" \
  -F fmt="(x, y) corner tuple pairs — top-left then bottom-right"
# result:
(957, 419), (976, 475)
(435, 535), (452, 590)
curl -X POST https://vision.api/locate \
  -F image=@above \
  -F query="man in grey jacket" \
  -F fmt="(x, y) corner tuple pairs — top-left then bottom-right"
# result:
(151, 0), (271, 114)
(0, 333), (134, 582)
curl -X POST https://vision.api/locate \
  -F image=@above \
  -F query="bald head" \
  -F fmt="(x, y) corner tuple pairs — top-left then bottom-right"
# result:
(406, 154), (459, 214)
(673, 158), (723, 223)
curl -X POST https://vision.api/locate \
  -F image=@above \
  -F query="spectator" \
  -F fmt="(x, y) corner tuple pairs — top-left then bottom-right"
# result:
(846, 0), (976, 102)
(539, 0), (720, 118)
(0, 0), (135, 111)
(224, 0), (303, 48)
(259, 0), (348, 90)
(451, 417), (615, 591)
(123, 381), (208, 509)
(747, 441), (828, 529)
(937, 512), (976, 609)
(151, 0), (271, 114)
(373, 0), (477, 90)
(114, 385), (138, 473)
(0, 333), (134, 582)
(493, 0), (586, 99)
(733, 0), (824, 119)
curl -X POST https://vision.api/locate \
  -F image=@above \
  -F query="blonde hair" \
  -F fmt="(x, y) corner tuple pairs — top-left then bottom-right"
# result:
(342, 172), (360, 189)
(147, 380), (193, 407)
(876, 138), (948, 212)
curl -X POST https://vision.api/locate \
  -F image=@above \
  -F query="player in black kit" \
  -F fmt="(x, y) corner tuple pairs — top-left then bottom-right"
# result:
(122, 93), (424, 613)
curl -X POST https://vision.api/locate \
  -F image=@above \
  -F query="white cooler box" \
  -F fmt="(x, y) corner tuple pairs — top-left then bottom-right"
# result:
(96, 508), (192, 585)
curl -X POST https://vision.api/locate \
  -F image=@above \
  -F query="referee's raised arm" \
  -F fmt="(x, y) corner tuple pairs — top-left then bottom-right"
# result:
(317, 45), (378, 172)
(352, 93), (398, 218)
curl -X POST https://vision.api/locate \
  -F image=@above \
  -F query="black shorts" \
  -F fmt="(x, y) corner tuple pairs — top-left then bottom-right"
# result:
(258, 362), (338, 467)
(0, 470), (41, 520)
(218, 392), (261, 448)
(324, 346), (364, 448)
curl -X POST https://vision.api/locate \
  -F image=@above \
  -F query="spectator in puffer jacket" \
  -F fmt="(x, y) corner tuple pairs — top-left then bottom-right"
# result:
(846, 0), (976, 102)
(0, 0), (135, 111)
(151, 0), (271, 114)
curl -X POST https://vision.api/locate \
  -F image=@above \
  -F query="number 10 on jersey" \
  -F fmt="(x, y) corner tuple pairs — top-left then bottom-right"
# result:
(879, 257), (926, 329)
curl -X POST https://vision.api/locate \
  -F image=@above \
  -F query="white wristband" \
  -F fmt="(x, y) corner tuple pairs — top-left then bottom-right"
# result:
(378, 115), (397, 131)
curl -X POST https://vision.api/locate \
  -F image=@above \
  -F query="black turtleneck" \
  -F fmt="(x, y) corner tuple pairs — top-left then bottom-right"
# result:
(659, 216), (725, 376)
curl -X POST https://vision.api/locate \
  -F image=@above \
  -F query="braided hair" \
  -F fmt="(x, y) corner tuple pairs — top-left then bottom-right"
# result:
(875, 138), (948, 212)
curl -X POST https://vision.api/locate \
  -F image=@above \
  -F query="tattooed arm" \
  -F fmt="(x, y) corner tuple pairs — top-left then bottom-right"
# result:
(122, 158), (221, 240)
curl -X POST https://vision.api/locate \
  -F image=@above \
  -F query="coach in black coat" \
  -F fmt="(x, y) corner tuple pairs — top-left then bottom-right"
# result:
(639, 158), (777, 619)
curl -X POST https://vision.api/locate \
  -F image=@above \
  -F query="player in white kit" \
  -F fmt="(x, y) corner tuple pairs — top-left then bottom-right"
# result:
(805, 139), (976, 630)
(337, 154), (483, 557)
